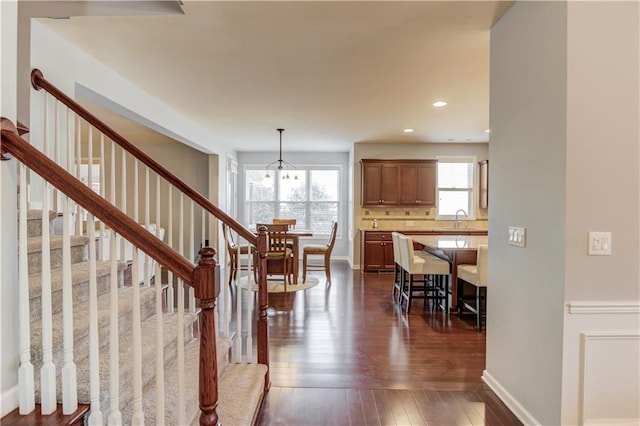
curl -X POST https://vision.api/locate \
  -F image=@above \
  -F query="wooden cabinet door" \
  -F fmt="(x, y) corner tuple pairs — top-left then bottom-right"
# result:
(478, 160), (488, 209)
(364, 241), (386, 269)
(362, 162), (383, 205)
(362, 161), (399, 205)
(379, 163), (399, 205)
(416, 162), (436, 206)
(399, 161), (436, 206)
(383, 241), (395, 269)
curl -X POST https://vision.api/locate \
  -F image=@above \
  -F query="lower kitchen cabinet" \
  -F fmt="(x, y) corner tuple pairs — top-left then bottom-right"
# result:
(361, 229), (488, 272)
(362, 231), (395, 271)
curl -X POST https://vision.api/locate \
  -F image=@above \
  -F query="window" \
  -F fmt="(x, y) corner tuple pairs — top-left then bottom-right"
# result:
(245, 167), (339, 234)
(436, 157), (475, 220)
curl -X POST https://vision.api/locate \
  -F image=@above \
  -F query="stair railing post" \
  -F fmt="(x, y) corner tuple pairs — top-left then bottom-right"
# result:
(256, 228), (271, 392)
(193, 246), (221, 426)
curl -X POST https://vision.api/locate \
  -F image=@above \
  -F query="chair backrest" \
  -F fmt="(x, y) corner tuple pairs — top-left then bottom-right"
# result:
(391, 232), (402, 266)
(325, 221), (338, 251)
(256, 223), (289, 233)
(476, 244), (488, 286)
(273, 218), (296, 229)
(266, 228), (291, 254)
(222, 223), (236, 256)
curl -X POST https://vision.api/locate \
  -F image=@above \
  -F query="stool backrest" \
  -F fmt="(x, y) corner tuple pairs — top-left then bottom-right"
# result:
(476, 244), (488, 286)
(391, 232), (402, 266)
(397, 234), (410, 271)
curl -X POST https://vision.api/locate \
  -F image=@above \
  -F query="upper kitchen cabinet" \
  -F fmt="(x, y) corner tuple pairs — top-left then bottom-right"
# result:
(361, 159), (437, 207)
(399, 160), (437, 206)
(361, 160), (400, 206)
(478, 159), (489, 209)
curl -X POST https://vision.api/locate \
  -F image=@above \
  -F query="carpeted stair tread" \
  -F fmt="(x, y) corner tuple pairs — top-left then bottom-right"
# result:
(29, 261), (126, 317)
(123, 338), (202, 425)
(30, 285), (157, 367)
(26, 235), (91, 274)
(215, 363), (268, 426)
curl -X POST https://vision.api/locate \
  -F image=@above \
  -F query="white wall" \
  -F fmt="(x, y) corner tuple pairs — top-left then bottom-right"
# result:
(486, 2), (568, 425)
(0, 0), (20, 416)
(487, 2), (640, 425)
(562, 2), (639, 425)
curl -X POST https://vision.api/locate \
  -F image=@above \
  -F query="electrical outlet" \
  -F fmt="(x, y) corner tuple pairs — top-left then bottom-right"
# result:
(508, 226), (526, 248)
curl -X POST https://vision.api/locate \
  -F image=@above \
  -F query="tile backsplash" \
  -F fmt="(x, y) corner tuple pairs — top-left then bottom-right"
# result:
(359, 206), (488, 231)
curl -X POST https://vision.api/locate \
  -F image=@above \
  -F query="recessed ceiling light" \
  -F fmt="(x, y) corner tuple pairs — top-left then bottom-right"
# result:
(485, 129), (491, 133)
(433, 101), (447, 107)
(403, 128), (414, 133)
(447, 138), (454, 142)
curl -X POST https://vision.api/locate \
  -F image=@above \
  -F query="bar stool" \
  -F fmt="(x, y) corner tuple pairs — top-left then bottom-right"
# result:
(391, 232), (403, 302)
(397, 234), (450, 313)
(457, 244), (488, 331)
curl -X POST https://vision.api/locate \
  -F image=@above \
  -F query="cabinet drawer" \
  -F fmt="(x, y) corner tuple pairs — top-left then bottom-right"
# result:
(364, 231), (393, 242)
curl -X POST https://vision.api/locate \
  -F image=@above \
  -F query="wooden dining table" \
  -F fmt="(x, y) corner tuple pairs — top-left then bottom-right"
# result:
(283, 230), (312, 284)
(406, 234), (488, 310)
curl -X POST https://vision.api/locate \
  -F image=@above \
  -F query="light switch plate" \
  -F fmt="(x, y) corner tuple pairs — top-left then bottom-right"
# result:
(588, 231), (612, 255)
(508, 226), (526, 248)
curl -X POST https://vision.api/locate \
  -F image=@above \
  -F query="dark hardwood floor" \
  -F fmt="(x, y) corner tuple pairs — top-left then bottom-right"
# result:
(256, 262), (521, 426)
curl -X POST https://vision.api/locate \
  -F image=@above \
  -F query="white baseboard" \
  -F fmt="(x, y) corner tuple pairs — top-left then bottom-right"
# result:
(0, 385), (19, 417)
(482, 370), (541, 426)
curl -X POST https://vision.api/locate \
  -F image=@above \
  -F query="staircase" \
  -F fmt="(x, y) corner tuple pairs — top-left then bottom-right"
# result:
(2, 209), (267, 424)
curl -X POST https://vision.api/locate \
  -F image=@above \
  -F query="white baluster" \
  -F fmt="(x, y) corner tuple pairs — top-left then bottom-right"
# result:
(177, 193), (185, 424)
(18, 162), (35, 414)
(130, 245), (144, 425)
(75, 119), (83, 236)
(40, 97), (56, 415)
(108, 139), (122, 424)
(166, 187), (174, 313)
(61, 109), (78, 415)
(120, 147), (127, 260)
(98, 134), (106, 260)
(154, 173), (166, 424)
(86, 127), (103, 424)
(131, 158), (144, 425)
(188, 201), (196, 313)
(86, 213), (103, 424)
(234, 231), (243, 362)
(144, 166), (150, 287)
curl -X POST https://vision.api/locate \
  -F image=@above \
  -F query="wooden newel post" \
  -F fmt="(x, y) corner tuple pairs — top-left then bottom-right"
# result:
(256, 227), (271, 392)
(193, 246), (221, 426)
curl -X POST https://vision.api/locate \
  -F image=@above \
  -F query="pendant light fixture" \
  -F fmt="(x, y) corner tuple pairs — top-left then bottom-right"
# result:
(265, 128), (297, 179)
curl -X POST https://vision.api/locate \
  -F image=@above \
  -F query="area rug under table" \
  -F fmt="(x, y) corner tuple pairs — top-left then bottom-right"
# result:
(237, 276), (319, 293)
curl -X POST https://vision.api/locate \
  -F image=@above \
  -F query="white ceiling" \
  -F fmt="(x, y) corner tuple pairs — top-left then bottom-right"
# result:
(34, 1), (513, 153)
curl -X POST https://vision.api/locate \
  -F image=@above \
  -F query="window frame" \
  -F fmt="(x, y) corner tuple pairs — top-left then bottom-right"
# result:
(435, 155), (477, 221)
(243, 164), (341, 236)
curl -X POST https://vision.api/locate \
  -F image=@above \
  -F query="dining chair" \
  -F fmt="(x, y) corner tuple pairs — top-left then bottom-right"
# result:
(222, 223), (250, 286)
(255, 224), (294, 289)
(273, 218), (296, 230)
(457, 244), (488, 332)
(302, 221), (338, 283)
(397, 234), (450, 313)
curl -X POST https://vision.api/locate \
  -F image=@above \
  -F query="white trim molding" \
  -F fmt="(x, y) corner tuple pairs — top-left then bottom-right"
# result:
(579, 332), (640, 426)
(1, 385), (19, 417)
(567, 301), (640, 315)
(482, 370), (541, 426)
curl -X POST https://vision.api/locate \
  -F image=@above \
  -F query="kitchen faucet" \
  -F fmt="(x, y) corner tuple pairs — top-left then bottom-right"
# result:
(454, 209), (468, 228)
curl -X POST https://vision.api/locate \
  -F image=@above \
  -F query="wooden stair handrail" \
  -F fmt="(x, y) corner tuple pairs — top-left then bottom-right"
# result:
(30, 68), (257, 246)
(1, 118), (194, 284)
